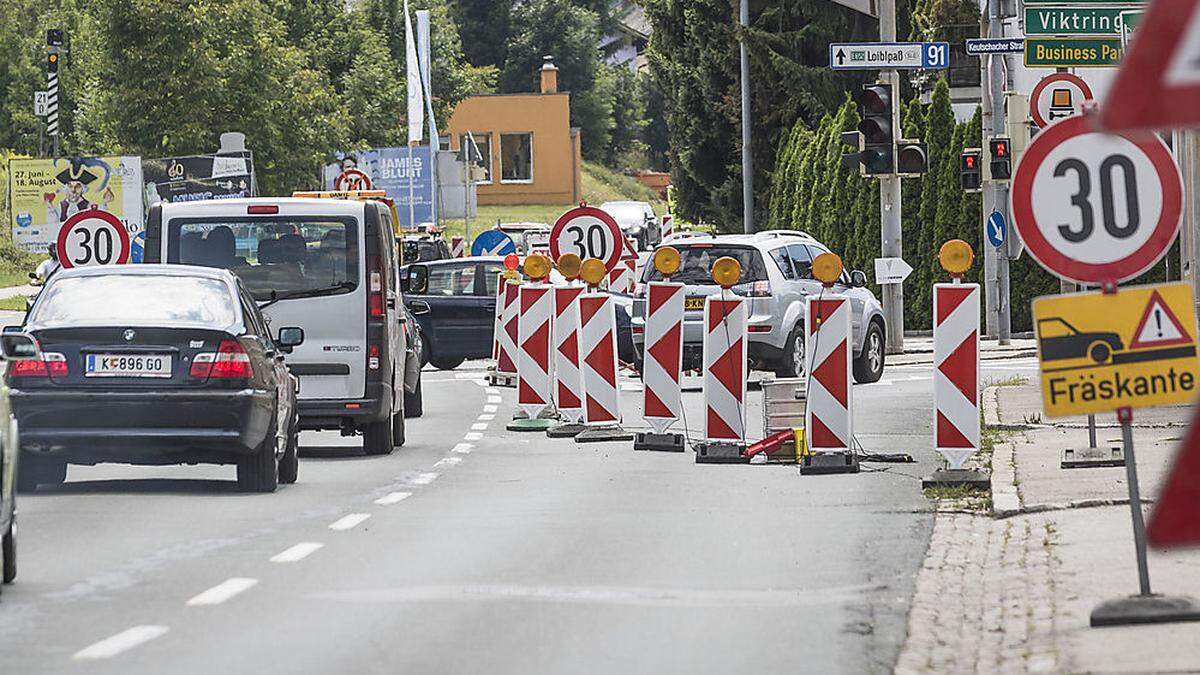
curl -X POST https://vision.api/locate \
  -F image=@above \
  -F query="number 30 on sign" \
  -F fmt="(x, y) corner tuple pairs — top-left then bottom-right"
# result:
(1010, 115), (1183, 285)
(56, 210), (132, 269)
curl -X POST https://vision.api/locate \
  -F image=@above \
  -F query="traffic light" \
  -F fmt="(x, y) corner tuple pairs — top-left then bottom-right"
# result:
(960, 149), (982, 191)
(855, 83), (893, 175)
(989, 137), (1012, 180)
(839, 131), (863, 171)
(896, 140), (928, 175)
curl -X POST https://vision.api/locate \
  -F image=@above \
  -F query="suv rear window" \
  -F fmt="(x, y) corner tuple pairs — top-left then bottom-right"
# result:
(642, 244), (768, 284)
(165, 217), (359, 301)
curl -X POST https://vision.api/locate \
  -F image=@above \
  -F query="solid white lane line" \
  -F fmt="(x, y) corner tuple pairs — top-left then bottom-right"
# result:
(270, 542), (324, 563)
(452, 442), (474, 454)
(434, 457), (462, 467)
(186, 578), (259, 606)
(487, 395), (502, 403)
(471, 422), (488, 430)
(483, 404), (498, 413)
(464, 432), (483, 441)
(410, 472), (439, 485)
(328, 513), (372, 531)
(478, 413), (495, 421)
(375, 491), (412, 505)
(73, 625), (170, 660)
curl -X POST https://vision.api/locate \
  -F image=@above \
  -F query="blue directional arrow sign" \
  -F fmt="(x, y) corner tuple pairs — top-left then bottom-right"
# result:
(471, 230), (517, 257)
(986, 211), (1007, 248)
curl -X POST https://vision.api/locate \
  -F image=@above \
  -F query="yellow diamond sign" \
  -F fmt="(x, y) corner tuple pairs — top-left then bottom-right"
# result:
(1033, 282), (1200, 417)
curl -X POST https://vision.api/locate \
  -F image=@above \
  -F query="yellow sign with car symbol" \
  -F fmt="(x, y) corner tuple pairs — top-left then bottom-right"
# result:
(1033, 282), (1199, 417)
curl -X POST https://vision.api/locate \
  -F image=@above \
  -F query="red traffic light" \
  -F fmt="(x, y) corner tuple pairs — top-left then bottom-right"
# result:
(989, 138), (1011, 159)
(963, 155), (976, 169)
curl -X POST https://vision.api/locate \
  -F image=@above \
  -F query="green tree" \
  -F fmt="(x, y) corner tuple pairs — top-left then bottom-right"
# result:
(447, 0), (512, 71)
(604, 64), (647, 167)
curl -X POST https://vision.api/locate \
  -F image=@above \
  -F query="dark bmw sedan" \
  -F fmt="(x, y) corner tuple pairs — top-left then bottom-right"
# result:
(8, 265), (304, 493)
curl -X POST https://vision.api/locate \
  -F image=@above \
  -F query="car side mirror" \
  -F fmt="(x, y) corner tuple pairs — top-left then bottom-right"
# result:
(409, 300), (431, 316)
(851, 270), (867, 288)
(0, 333), (38, 361)
(277, 326), (304, 354)
(408, 265), (429, 295)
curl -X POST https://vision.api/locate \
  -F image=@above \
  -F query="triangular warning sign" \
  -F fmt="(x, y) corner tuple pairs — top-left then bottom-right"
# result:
(1128, 290), (1192, 350)
(1102, 0), (1200, 131)
(1148, 403), (1200, 548)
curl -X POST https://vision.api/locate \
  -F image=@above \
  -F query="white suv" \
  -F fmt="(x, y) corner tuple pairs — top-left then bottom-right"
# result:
(144, 198), (422, 454)
(631, 230), (887, 383)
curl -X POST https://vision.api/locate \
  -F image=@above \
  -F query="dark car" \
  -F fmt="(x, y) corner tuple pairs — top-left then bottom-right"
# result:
(401, 257), (637, 370)
(1037, 317), (1124, 363)
(401, 236), (452, 264)
(0, 331), (38, 595)
(8, 265), (303, 493)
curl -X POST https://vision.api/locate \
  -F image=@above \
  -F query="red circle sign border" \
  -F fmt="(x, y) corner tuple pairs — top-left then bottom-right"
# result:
(334, 168), (373, 191)
(1010, 115), (1182, 285)
(56, 209), (132, 270)
(1030, 73), (1094, 129)
(549, 206), (624, 273)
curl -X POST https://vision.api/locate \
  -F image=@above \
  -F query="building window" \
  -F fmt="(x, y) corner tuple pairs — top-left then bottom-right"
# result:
(460, 132), (492, 184)
(500, 133), (533, 183)
(438, 134), (451, 151)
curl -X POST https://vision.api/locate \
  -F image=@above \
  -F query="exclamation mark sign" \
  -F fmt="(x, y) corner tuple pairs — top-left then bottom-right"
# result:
(1155, 308), (1163, 338)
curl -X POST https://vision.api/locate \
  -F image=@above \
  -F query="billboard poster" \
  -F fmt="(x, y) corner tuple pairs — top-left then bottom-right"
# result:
(7, 156), (144, 254)
(323, 146), (432, 229)
(143, 152), (255, 208)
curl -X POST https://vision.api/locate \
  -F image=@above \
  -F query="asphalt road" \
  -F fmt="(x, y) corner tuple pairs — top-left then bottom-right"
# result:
(0, 355), (1040, 674)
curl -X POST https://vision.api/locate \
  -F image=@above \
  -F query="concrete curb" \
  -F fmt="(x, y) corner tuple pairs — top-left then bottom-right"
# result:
(993, 497), (1153, 520)
(983, 384), (1022, 518)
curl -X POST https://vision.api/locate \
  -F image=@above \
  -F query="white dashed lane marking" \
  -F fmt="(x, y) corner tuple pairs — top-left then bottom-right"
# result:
(270, 542), (324, 563)
(452, 443), (473, 454)
(487, 396), (502, 404)
(73, 625), (170, 660)
(375, 491), (412, 505)
(464, 432), (483, 441)
(483, 404), (498, 413)
(186, 578), (259, 606)
(478, 413), (495, 421)
(328, 513), (372, 531)
(409, 472), (439, 485)
(485, 388), (500, 395)
(434, 457), (462, 468)
(471, 422), (488, 430)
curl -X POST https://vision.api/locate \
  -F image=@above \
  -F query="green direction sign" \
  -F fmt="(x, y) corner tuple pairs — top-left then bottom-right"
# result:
(1025, 37), (1124, 67)
(1024, 6), (1144, 36)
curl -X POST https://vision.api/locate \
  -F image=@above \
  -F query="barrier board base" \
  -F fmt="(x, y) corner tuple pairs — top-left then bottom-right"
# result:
(575, 425), (635, 443)
(488, 371), (518, 388)
(800, 452), (860, 475)
(1061, 446), (1126, 469)
(921, 468), (990, 489)
(1090, 594), (1200, 627)
(546, 422), (588, 438)
(634, 432), (686, 452)
(507, 417), (554, 432)
(694, 441), (748, 464)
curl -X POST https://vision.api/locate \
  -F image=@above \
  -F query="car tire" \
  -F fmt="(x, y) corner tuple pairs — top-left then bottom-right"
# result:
(278, 416), (299, 485)
(237, 412), (279, 493)
(16, 454), (65, 493)
(391, 406), (406, 448)
(775, 323), (806, 379)
(430, 357), (465, 371)
(2, 517), (15, 584)
(854, 321), (886, 384)
(404, 374), (423, 418)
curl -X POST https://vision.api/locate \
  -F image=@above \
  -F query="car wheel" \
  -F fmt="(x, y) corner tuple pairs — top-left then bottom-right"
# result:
(404, 373), (423, 418)
(430, 357), (465, 371)
(16, 454), (65, 493)
(775, 323), (806, 378)
(237, 412), (279, 493)
(1089, 341), (1111, 363)
(854, 321), (886, 384)
(418, 330), (430, 368)
(3, 517), (15, 584)
(278, 416), (299, 485)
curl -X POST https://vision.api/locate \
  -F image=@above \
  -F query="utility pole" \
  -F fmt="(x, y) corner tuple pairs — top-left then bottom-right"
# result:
(738, 0), (754, 234)
(988, 0), (1012, 344)
(980, 13), (999, 339)
(879, 0), (905, 354)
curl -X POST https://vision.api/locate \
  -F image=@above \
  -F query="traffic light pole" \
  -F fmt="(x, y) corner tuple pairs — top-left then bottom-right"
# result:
(989, 0), (1012, 344)
(879, 0), (905, 354)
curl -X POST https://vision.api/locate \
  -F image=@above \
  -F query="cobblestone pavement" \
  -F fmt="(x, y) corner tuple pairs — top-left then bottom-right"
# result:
(895, 511), (1068, 674)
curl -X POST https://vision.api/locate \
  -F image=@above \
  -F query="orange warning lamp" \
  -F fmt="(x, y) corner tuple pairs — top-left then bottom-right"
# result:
(812, 252), (843, 285)
(653, 246), (681, 277)
(711, 256), (742, 288)
(503, 253), (520, 270)
(557, 253), (582, 280)
(580, 258), (607, 287)
(524, 254), (551, 281)
(939, 239), (974, 276)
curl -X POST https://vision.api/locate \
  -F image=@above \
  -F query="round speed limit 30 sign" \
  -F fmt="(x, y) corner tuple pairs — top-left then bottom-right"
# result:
(549, 206), (624, 273)
(1011, 115), (1182, 285)
(56, 210), (131, 269)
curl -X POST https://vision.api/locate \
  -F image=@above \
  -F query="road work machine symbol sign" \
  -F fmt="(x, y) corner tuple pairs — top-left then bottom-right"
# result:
(1033, 282), (1199, 417)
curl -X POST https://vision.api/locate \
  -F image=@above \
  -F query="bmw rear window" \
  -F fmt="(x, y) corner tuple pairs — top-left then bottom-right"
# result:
(641, 244), (768, 284)
(29, 275), (239, 330)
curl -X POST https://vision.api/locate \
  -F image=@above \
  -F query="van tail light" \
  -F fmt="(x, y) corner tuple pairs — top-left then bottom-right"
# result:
(191, 340), (253, 380)
(10, 352), (67, 378)
(368, 344), (381, 370)
(368, 255), (386, 318)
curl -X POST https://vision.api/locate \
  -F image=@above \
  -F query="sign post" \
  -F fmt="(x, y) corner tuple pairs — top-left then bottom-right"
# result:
(1013, 113), (1199, 627)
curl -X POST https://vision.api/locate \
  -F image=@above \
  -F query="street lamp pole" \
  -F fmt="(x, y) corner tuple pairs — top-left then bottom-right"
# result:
(739, 0), (754, 234)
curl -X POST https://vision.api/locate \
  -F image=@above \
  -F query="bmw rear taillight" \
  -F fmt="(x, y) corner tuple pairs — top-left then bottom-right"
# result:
(191, 340), (253, 380)
(9, 352), (67, 378)
(368, 255), (386, 319)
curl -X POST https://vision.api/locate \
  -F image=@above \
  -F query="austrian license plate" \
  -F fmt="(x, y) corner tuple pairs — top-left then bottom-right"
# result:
(86, 353), (173, 378)
(685, 297), (706, 311)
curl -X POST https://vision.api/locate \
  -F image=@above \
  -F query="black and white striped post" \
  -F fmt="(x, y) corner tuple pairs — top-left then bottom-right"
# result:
(46, 29), (63, 156)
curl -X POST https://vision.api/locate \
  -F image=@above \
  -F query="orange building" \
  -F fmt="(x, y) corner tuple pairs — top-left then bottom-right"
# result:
(445, 60), (581, 205)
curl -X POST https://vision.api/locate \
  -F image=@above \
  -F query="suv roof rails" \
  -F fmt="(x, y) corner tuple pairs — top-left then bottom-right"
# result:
(754, 229), (814, 239)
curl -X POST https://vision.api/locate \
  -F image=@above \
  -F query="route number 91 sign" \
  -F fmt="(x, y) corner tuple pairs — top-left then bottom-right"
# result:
(1011, 115), (1182, 285)
(549, 206), (624, 273)
(56, 210), (132, 269)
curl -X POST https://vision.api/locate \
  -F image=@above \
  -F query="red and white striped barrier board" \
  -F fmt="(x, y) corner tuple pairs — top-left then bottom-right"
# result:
(805, 296), (853, 453)
(450, 236), (465, 258)
(661, 214), (674, 240)
(553, 283), (586, 424)
(496, 278), (520, 376)
(704, 295), (747, 441)
(605, 237), (640, 294)
(579, 292), (621, 425)
(517, 283), (553, 418)
(492, 274), (505, 362)
(643, 281), (684, 434)
(934, 283), (980, 469)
